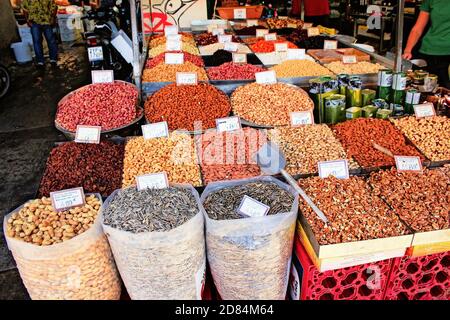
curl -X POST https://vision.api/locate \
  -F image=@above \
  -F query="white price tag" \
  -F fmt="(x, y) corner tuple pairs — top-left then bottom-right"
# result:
(142, 121), (169, 140)
(414, 103), (436, 118)
(237, 195), (270, 218)
(307, 27), (320, 37)
(75, 125), (101, 144)
(256, 29), (269, 37)
(287, 23), (298, 28)
(164, 25), (178, 35)
(275, 42), (288, 52)
(166, 34), (181, 42)
(176, 72), (198, 85)
(324, 40), (338, 50)
(318, 159), (349, 180)
(342, 55), (357, 64)
(278, 16), (288, 20)
(207, 24), (218, 33)
(91, 70), (114, 84)
(166, 40), (182, 51)
(234, 8), (247, 19)
(264, 33), (277, 41)
(303, 23), (313, 29)
(136, 172), (169, 190)
(50, 187), (85, 211)
(218, 34), (232, 43)
(232, 53), (247, 63)
(165, 53), (184, 64)
(290, 111), (314, 126)
(224, 42), (239, 52)
(211, 28), (225, 36)
(216, 116), (242, 132)
(287, 48), (306, 60)
(247, 19), (258, 27)
(255, 70), (277, 84)
(394, 156), (423, 172)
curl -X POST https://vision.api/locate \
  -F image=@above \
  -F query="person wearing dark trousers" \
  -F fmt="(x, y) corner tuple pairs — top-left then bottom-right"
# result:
(22, 0), (58, 68)
(291, 0), (330, 27)
(403, 0), (450, 87)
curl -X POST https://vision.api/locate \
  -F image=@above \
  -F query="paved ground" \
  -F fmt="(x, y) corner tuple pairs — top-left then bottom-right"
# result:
(0, 44), (89, 299)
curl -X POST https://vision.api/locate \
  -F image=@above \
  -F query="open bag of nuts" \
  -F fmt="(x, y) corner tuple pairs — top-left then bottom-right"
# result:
(3, 194), (121, 300)
(201, 176), (298, 300)
(102, 185), (206, 300)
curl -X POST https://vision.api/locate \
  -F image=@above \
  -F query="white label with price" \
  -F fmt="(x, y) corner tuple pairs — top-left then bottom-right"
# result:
(166, 34), (181, 42)
(303, 23), (313, 29)
(290, 111), (314, 126)
(275, 43), (288, 52)
(307, 27), (320, 37)
(255, 70), (277, 84)
(224, 42), (239, 52)
(165, 53), (184, 64)
(247, 19), (258, 27)
(232, 53), (247, 63)
(256, 29), (269, 37)
(164, 25), (178, 35)
(234, 8), (246, 19)
(211, 28), (225, 36)
(414, 103), (436, 118)
(324, 40), (338, 50)
(318, 159), (349, 180)
(342, 55), (357, 64)
(394, 156), (422, 172)
(50, 187), (85, 211)
(136, 172), (169, 191)
(207, 24), (218, 33)
(237, 195), (270, 218)
(75, 125), (101, 144)
(218, 34), (232, 43)
(216, 116), (241, 132)
(91, 70), (114, 83)
(287, 49), (306, 60)
(264, 33), (277, 41)
(142, 121), (169, 140)
(176, 72), (198, 85)
(166, 40), (182, 51)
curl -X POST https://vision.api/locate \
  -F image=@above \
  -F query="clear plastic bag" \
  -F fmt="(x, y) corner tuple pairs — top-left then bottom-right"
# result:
(200, 176), (299, 300)
(102, 184), (206, 300)
(3, 194), (121, 300)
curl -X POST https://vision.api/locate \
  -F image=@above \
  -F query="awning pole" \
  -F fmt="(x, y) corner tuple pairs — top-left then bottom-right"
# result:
(130, 0), (141, 94)
(394, 0), (405, 72)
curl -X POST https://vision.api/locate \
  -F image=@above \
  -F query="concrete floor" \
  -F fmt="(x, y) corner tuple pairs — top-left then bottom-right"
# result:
(0, 45), (89, 299)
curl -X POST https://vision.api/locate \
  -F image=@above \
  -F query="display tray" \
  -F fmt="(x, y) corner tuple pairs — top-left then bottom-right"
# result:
(307, 48), (371, 64)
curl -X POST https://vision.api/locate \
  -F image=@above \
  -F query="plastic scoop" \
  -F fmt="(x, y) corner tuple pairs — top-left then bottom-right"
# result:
(255, 142), (328, 224)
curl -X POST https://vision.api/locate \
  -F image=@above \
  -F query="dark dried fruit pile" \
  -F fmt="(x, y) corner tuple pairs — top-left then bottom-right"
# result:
(194, 32), (242, 46)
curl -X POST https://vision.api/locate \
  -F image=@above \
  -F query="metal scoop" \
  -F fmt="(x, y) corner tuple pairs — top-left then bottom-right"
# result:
(255, 142), (328, 223)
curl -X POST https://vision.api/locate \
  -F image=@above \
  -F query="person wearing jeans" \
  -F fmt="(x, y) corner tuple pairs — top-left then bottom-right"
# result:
(22, 0), (58, 67)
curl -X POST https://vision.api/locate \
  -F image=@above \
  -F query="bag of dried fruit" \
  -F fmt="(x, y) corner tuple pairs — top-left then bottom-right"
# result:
(3, 194), (121, 300)
(102, 185), (206, 300)
(201, 176), (299, 300)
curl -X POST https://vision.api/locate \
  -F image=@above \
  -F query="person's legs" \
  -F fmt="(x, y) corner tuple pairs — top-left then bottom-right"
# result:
(30, 23), (44, 64)
(42, 25), (58, 62)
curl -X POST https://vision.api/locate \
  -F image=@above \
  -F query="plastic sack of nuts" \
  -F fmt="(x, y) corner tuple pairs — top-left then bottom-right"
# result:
(3, 194), (121, 300)
(102, 185), (206, 300)
(201, 176), (298, 300)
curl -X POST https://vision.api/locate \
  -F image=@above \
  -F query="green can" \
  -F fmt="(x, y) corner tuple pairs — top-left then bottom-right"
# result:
(346, 76), (362, 107)
(309, 76), (339, 124)
(346, 107), (362, 119)
(376, 108), (393, 119)
(324, 94), (346, 124)
(405, 89), (421, 114)
(337, 74), (349, 95)
(362, 89), (376, 106)
(391, 72), (407, 104)
(377, 69), (392, 100)
(362, 105), (378, 118)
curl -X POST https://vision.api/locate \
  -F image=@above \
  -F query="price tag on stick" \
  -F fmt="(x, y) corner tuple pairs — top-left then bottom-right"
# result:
(50, 187), (85, 211)
(218, 34), (232, 43)
(164, 25), (178, 35)
(342, 55), (357, 64)
(234, 8), (246, 19)
(216, 116), (242, 132)
(264, 33), (277, 41)
(232, 53), (247, 64)
(324, 40), (338, 50)
(318, 159), (350, 180)
(237, 195), (270, 218)
(166, 40), (182, 51)
(414, 103), (436, 118)
(275, 43), (288, 52)
(166, 34), (181, 42)
(136, 172), (169, 190)
(394, 156), (423, 172)
(91, 70), (114, 83)
(207, 24), (218, 33)
(142, 122), (169, 140)
(224, 42), (239, 52)
(307, 27), (320, 37)
(255, 70), (277, 84)
(256, 29), (269, 37)
(212, 28), (225, 36)
(287, 49), (306, 60)
(176, 72), (198, 85)
(165, 53), (184, 64)
(75, 125), (101, 144)
(290, 111), (314, 126)
(247, 19), (258, 27)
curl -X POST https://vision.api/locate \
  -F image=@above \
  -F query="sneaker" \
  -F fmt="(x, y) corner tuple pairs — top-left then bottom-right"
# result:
(36, 62), (45, 70)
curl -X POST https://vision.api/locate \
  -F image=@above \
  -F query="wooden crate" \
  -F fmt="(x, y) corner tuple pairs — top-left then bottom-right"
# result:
(307, 48), (371, 64)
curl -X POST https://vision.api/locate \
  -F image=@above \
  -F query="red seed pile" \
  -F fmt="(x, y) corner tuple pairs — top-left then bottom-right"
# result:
(207, 62), (266, 80)
(56, 82), (138, 132)
(145, 51), (204, 69)
(38, 141), (125, 197)
(144, 83), (231, 131)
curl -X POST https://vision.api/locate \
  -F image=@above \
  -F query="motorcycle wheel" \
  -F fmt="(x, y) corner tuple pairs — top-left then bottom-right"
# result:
(0, 64), (10, 99)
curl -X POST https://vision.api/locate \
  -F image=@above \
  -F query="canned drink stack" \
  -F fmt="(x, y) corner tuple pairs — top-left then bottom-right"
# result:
(377, 69), (392, 100)
(391, 72), (407, 104)
(404, 89), (421, 114)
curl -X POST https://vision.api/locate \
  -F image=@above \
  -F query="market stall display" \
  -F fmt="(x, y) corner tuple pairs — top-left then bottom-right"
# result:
(4, 194), (121, 300)
(270, 59), (333, 78)
(142, 62), (208, 83)
(38, 141), (124, 198)
(145, 52), (205, 69)
(102, 186), (205, 300)
(206, 62), (265, 80)
(201, 177), (298, 299)
(231, 83), (314, 127)
(144, 83), (231, 131)
(122, 134), (202, 187)
(324, 61), (385, 75)
(202, 49), (263, 67)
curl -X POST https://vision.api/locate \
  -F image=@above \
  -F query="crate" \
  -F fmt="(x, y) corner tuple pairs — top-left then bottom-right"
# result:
(289, 239), (393, 300)
(384, 251), (450, 300)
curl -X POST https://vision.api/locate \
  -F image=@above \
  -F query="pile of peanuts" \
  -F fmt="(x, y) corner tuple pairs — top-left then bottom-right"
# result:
(142, 62), (208, 82)
(207, 62), (266, 80)
(149, 42), (199, 57)
(270, 59), (333, 78)
(145, 83), (231, 131)
(268, 125), (359, 175)
(324, 61), (385, 75)
(231, 82), (314, 126)
(332, 118), (424, 168)
(145, 51), (204, 69)
(391, 116), (450, 161)
(122, 134), (202, 187)
(195, 128), (267, 184)
(369, 168), (449, 232)
(298, 176), (410, 245)
(198, 43), (252, 55)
